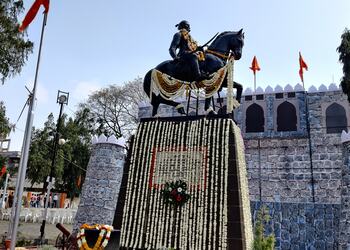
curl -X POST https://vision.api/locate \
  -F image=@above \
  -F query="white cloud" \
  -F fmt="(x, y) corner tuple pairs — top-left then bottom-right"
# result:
(73, 80), (101, 101)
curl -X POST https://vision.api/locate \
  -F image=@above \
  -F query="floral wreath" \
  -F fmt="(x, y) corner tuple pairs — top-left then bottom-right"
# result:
(77, 224), (113, 250)
(161, 180), (190, 207)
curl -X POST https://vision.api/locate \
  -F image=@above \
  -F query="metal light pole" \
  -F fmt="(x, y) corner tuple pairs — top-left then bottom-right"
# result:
(39, 90), (69, 243)
(8, 13), (48, 250)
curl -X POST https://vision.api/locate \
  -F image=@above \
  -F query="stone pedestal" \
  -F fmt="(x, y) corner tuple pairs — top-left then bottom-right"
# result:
(340, 133), (350, 249)
(73, 136), (125, 231)
(116, 116), (253, 250)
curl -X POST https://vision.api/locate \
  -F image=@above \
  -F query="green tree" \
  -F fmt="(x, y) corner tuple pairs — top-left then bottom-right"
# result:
(337, 28), (350, 102)
(27, 110), (92, 198)
(55, 109), (91, 198)
(0, 0), (33, 83)
(27, 113), (56, 186)
(253, 206), (275, 250)
(0, 101), (11, 187)
(0, 101), (11, 138)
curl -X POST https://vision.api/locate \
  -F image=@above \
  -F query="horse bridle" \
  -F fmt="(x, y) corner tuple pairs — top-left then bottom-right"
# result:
(206, 49), (231, 60)
(206, 32), (243, 61)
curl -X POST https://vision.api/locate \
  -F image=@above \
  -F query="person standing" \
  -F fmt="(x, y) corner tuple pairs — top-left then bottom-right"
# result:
(53, 193), (58, 208)
(40, 194), (44, 208)
(36, 194), (40, 208)
(8, 191), (14, 208)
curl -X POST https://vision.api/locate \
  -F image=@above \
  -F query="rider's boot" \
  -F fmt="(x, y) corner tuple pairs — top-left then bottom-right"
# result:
(194, 69), (210, 82)
(190, 56), (210, 81)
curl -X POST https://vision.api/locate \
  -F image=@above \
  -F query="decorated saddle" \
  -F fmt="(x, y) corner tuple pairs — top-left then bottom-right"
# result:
(151, 59), (232, 100)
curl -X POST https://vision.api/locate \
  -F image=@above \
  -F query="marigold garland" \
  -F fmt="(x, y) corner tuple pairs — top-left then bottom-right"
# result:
(77, 224), (113, 250)
(161, 180), (190, 207)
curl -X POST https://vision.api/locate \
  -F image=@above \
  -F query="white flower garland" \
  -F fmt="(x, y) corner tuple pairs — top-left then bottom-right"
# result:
(232, 121), (254, 249)
(196, 119), (205, 249)
(157, 123), (170, 248)
(202, 119), (211, 248)
(133, 121), (151, 247)
(132, 121), (151, 248)
(120, 118), (252, 249)
(226, 59), (235, 113)
(222, 119), (230, 249)
(213, 119), (219, 248)
(179, 120), (188, 249)
(189, 120), (197, 250)
(155, 121), (172, 248)
(120, 123), (142, 246)
(149, 121), (165, 247)
(137, 121), (156, 248)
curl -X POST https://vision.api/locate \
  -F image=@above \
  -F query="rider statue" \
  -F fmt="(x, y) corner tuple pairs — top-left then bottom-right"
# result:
(169, 20), (209, 81)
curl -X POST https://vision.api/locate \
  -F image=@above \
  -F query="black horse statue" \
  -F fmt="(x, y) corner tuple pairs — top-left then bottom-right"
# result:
(143, 29), (245, 116)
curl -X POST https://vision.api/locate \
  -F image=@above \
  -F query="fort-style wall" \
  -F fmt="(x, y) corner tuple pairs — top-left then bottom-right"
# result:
(138, 83), (350, 249)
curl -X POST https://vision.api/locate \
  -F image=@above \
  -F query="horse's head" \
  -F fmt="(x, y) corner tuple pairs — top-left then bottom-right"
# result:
(229, 29), (244, 60)
(208, 29), (245, 60)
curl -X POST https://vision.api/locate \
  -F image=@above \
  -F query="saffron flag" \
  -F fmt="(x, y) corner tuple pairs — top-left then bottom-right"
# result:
(299, 52), (308, 83)
(249, 56), (261, 75)
(0, 166), (6, 177)
(19, 0), (50, 32)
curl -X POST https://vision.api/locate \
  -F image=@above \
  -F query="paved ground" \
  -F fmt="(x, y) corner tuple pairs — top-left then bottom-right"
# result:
(0, 220), (73, 247)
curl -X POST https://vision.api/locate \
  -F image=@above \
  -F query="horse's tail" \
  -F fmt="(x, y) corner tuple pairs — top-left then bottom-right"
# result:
(143, 70), (152, 98)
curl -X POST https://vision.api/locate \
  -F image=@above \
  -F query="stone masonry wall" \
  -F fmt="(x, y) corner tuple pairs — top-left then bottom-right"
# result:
(73, 142), (125, 231)
(251, 201), (340, 249)
(241, 91), (346, 204)
(339, 141), (350, 249)
(245, 135), (342, 204)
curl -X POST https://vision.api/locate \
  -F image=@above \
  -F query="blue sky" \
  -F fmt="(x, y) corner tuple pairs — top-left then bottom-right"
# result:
(1, 0), (349, 150)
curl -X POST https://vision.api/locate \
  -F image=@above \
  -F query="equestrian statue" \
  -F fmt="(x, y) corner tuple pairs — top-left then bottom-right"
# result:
(143, 20), (245, 116)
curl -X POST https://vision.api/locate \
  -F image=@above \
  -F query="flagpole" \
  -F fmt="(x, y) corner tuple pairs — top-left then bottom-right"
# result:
(302, 77), (305, 90)
(9, 12), (48, 250)
(254, 72), (256, 93)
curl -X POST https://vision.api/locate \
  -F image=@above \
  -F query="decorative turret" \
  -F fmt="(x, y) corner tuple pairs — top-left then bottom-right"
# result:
(73, 135), (126, 231)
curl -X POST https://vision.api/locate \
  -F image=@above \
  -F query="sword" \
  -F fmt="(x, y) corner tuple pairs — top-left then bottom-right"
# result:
(202, 32), (219, 48)
(191, 32), (219, 53)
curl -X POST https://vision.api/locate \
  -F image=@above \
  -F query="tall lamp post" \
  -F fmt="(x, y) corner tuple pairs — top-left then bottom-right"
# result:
(39, 90), (69, 243)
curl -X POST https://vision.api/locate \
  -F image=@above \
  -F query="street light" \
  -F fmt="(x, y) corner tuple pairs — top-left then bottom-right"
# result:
(39, 90), (69, 243)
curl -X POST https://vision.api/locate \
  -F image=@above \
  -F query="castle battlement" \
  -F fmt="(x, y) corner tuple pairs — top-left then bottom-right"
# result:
(242, 82), (340, 96)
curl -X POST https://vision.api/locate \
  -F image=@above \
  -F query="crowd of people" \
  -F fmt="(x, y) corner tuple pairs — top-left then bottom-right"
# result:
(29, 193), (59, 208)
(1, 192), (65, 208)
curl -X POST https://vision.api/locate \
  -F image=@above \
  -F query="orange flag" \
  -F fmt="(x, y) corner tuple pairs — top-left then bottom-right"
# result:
(299, 52), (308, 83)
(0, 166), (6, 177)
(249, 56), (261, 75)
(19, 0), (50, 32)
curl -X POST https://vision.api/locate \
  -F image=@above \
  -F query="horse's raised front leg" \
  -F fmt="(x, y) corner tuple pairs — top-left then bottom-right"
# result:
(151, 94), (160, 117)
(204, 91), (217, 115)
(204, 97), (211, 111)
(160, 97), (186, 115)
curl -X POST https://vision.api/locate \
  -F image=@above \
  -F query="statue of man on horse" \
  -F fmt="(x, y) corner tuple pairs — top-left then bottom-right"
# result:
(143, 21), (245, 116)
(169, 20), (210, 82)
